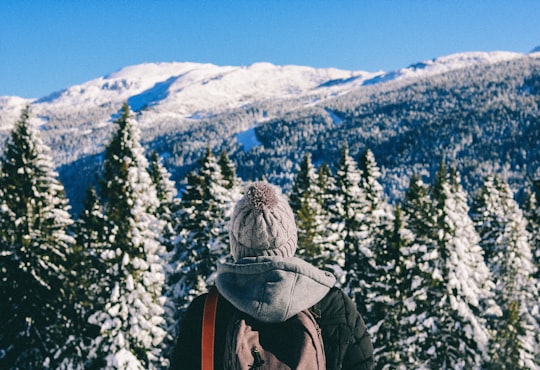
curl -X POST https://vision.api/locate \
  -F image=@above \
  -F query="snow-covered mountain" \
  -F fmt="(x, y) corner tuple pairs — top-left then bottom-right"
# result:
(1, 62), (372, 133)
(1, 51), (525, 139)
(36, 63), (368, 117)
(0, 61), (375, 165)
(1, 50), (539, 213)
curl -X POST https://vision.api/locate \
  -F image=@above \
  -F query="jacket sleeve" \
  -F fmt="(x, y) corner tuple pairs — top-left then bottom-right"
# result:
(315, 287), (374, 370)
(169, 294), (207, 370)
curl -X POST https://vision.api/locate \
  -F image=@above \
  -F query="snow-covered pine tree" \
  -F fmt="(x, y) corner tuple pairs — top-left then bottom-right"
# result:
(148, 150), (180, 253)
(216, 149), (243, 225)
(216, 149), (243, 212)
(357, 148), (394, 327)
(289, 154), (339, 268)
(167, 147), (240, 334)
(76, 186), (111, 269)
(0, 107), (76, 369)
(371, 205), (412, 369)
(289, 152), (315, 215)
(427, 163), (495, 369)
(87, 104), (168, 369)
(58, 186), (113, 369)
(218, 150), (236, 190)
(358, 149), (388, 218)
(290, 153), (328, 262)
(316, 162), (334, 206)
(314, 162), (344, 278)
(147, 150), (181, 361)
(473, 175), (539, 369)
(398, 174), (441, 368)
(330, 143), (373, 317)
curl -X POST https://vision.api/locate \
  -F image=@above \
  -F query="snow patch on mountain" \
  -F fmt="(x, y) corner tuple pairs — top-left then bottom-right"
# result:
(325, 108), (344, 125)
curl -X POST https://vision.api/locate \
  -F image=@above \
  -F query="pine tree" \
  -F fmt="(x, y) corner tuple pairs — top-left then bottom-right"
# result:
(316, 162), (334, 199)
(218, 150), (236, 190)
(147, 150), (184, 360)
(315, 162), (343, 266)
(290, 153), (329, 262)
(331, 143), (373, 317)
(87, 104), (168, 369)
(426, 163), (494, 369)
(0, 107), (76, 369)
(473, 175), (539, 369)
(168, 147), (241, 339)
(358, 149), (387, 214)
(398, 174), (441, 368)
(357, 148), (394, 327)
(177, 147), (231, 282)
(371, 205), (411, 369)
(289, 152), (315, 215)
(148, 150), (180, 253)
(58, 186), (112, 369)
(76, 186), (111, 264)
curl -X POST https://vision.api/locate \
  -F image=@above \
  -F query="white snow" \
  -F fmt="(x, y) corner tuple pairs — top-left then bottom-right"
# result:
(325, 108), (344, 125)
(28, 61), (369, 117)
(0, 50), (534, 167)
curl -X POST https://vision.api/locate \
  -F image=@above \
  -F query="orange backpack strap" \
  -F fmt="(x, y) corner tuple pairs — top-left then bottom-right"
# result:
(202, 286), (219, 370)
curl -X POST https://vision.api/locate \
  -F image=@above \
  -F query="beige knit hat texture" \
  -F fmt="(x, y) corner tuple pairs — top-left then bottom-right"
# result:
(229, 181), (298, 261)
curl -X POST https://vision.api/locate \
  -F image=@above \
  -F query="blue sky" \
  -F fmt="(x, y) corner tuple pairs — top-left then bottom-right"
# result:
(1, 0), (539, 98)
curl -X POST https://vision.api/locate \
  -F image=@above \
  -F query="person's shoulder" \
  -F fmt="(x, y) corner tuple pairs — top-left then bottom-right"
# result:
(318, 287), (356, 310)
(187, 292), (209, 312)
(316, 287), (358, 322)
(186, 288), (236, 317)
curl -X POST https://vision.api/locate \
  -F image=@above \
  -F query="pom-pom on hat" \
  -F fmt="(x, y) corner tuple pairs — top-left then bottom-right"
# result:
(229, 181), (297, 261)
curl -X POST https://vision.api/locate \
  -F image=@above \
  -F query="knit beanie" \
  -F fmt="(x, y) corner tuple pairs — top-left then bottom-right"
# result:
(229, 182), (297, 261)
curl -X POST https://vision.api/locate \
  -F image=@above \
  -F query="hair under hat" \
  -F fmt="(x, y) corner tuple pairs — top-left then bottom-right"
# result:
(229, 181), (297, 261)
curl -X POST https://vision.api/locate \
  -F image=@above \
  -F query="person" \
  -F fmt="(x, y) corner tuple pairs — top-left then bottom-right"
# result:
(170, 181), (374, 369)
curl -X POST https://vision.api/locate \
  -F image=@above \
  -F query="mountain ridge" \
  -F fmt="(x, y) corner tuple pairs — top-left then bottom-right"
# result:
(0, 50), (538, 213)
(0, 51), (527, 113)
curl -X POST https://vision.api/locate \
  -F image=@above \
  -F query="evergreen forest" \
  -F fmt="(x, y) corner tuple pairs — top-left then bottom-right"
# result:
(0, 103), (539, 369)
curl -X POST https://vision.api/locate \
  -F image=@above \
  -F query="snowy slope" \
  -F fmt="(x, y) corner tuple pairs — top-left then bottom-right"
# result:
(0, 62), (379, 144)
(27, 62), (376, 126)
(1, 51), (526, 126)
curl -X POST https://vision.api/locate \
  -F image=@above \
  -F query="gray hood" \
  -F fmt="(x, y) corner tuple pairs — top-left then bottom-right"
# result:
(216, 256), (336, 323)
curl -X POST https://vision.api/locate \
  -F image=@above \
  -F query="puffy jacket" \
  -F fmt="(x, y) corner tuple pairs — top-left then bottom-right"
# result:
(170, 256), (374, 369)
